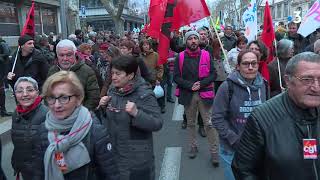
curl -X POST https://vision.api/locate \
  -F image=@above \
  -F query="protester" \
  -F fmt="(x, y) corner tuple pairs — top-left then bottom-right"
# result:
(140, 39), (166, 113)
(119, 40), (152, 84)
(77, 43), (103, 89)
(247, 40), (269, 81)
(221, 26), (237, 51)
(227, 36), (248, 71)
(287, 22), (309, 55)
(33, 71), (119, 180)
(232, 52), (320, 180)
(74, 29), (83, 46)
(38, 36), (55, 65)
(212, 50), (269, 180)
(47, 39), (100, 110)
(0, 36), (11, 117)
(268, 39), (294, 97)
(212, 38), (228, 92)
(7, 34), (49, 90)
(174, 31), (219, 166)
(98, 56), (163, 180)
(314, 39), (320, 54)
(99, 45), (122, 97)
(11, 77), (48, 180)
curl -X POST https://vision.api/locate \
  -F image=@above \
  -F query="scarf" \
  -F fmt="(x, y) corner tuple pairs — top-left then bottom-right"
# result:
(185, 47), (201, 58)
(16, 96), (42, 114)
(44, 106), (93, 180)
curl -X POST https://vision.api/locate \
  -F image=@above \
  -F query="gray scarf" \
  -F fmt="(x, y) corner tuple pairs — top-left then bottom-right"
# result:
(44, 106), (93, 180)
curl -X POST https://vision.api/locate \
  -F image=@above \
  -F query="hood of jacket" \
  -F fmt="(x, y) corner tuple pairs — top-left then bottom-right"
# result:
(228, 70), (264, 100)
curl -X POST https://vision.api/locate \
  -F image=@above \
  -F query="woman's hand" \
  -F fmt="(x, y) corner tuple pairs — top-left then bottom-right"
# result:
(99, 96), (111, 107)
(7, 72), (15, 80)
(125, 101), (138, 117)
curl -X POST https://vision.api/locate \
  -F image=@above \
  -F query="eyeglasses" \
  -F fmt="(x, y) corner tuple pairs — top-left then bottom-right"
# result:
(250, 48), (260, 51)
(106, 102), (123, 113)
(240, 61), (258, 68)
(45, 95), (77, 105)
(15, 88), (36, 95)
(294, 76), (320, 86)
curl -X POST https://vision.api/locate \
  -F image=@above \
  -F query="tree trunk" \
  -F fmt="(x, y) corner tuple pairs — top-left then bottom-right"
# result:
(67, 0), (80, 35)
(113, 17), (125, 36)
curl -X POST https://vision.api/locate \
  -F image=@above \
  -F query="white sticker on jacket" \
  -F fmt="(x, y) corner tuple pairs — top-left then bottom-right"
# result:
(107, 143), (112, 151)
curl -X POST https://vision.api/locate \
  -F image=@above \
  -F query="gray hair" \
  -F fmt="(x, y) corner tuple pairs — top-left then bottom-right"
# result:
(285, 52), (320, 76)
(56, 39), (77, 54)
(68, 34), (77, 40)
(14, 77), (39, 91)
(314, 39), (320, 53)
(277, 39), (294, 57)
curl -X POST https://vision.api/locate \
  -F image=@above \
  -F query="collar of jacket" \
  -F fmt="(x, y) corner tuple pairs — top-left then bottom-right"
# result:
(283, 91), (320, 124)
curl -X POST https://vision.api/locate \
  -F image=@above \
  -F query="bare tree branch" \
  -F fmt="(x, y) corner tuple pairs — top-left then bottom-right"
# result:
(100, 0), (116, 17)
(116, 0), (126, 18)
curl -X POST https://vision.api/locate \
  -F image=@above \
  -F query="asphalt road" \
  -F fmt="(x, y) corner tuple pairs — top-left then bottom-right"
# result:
(0, 90), (224, 180)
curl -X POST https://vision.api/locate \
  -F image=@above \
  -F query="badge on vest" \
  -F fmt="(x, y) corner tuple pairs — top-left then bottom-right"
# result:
(303, 139), (317, 159)
(55, 152), (68, 172)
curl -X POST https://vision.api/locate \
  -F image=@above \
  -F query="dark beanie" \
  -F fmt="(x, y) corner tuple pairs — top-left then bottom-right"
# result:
(18, 35), (33, 46)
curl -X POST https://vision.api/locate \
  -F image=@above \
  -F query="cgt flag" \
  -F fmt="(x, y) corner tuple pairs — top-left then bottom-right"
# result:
(261, 0), (275, 66)
(21, 0), (35, 37)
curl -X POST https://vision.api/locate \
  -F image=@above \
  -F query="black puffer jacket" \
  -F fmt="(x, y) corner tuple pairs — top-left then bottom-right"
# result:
(232, 92), (320, 180)
(105, 77), (163, 180)
(11, 103), (48, 180)
(33, 113), (119, 180)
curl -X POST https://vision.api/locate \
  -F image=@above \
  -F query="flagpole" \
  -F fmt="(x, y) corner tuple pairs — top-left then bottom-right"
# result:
(208, 16), (231, 73)
(274, 40), (285, 92)
(11, 46), (20, 73)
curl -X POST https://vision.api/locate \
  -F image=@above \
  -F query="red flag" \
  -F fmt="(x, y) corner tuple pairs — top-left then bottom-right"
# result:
(21, 1), (35, 37)
(261, 1), (275, 64)
(148, 0), (168, 38)
(157, 0), (176, 65)
(172, 0), (210, 30)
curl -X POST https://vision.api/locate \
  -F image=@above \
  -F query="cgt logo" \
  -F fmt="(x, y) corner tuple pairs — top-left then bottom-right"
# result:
(303, 139), (318, 159)
(304, 145), (317, 154)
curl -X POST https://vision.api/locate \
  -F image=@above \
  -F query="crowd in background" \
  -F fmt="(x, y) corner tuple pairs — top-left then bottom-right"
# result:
(0, 19), (319, 180)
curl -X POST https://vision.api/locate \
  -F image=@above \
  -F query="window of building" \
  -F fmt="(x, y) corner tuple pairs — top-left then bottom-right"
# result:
(42, 8), (57, 34)
(0, 2), (19, 36)
(277, 3), (282, 19)
(284, 1), (288, 18)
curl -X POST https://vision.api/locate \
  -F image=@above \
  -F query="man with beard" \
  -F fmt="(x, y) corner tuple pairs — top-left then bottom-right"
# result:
(7, 35), (48, 90)
(221, 26), (237, 51)
(287, 22), (309, 55)
(174, 31), (219, 167)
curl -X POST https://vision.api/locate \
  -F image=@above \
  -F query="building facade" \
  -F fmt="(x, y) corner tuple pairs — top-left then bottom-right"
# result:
(0, 0), (60, 46)
(79, 0), (144, 32)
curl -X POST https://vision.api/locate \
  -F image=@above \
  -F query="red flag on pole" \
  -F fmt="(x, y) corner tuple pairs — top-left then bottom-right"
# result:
(171, 0), (211, 30)
(156, 0), (211, 65)
(157, 0), (175, 65)
(261, 0), (275, 64)
(148, 0), (168, 38)
(21, 1), (35, 37)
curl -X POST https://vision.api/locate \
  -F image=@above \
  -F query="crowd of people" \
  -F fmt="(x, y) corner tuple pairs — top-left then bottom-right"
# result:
(0, 19), (319, 180)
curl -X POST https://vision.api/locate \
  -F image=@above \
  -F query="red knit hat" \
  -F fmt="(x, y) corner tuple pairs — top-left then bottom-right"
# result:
(99, 43), (109, 50)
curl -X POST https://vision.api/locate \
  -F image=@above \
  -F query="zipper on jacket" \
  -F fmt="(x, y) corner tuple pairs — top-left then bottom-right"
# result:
(307, 125), (319, 180)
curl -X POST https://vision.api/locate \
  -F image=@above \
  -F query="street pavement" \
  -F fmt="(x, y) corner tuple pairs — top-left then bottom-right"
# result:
(0, 90), (224, 180)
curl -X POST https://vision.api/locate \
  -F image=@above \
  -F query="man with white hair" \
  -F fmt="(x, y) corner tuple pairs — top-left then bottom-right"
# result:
(47, 39), (100, 110)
